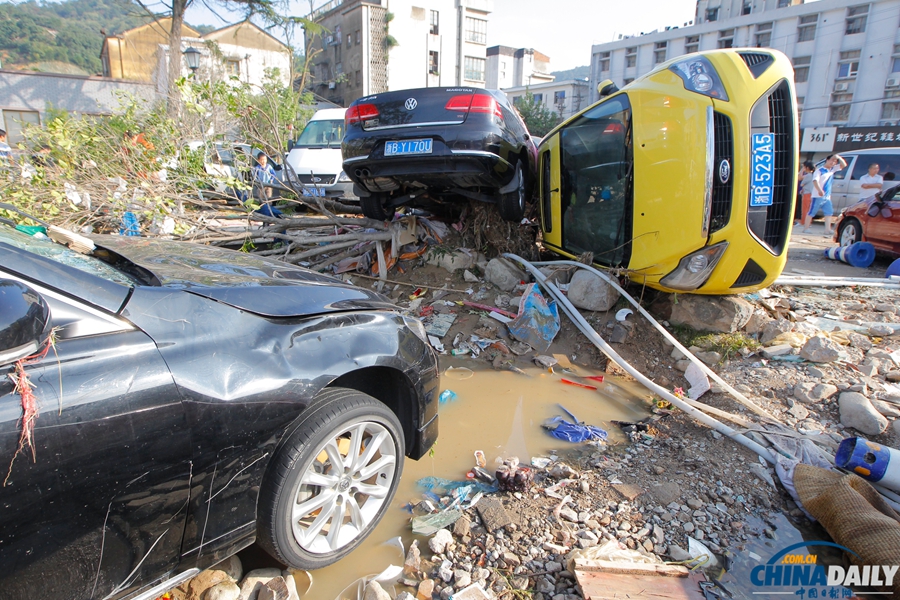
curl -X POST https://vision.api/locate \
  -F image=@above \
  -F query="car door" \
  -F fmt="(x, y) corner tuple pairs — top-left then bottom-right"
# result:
(0, 255), (192, 598)
(865, 193), (900, 251)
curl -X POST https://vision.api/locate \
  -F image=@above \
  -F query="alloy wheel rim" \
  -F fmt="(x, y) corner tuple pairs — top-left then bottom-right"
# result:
(840, 224), (857, 246)
(290, 420), (397, 554)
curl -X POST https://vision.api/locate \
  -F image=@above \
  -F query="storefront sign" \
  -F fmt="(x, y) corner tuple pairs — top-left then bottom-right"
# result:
(801, 127), (837, 152)
(832, 126), (900, 152)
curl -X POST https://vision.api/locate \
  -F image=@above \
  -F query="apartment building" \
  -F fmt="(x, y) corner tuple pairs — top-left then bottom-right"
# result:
(307, 0), (493, 107)
(503, 79), (590, 121)
(588, 0), (900, 155)
(485, 46), (554, 89)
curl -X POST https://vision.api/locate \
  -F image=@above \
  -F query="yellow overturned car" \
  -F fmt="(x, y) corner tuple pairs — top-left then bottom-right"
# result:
(538, 49), (798, 294)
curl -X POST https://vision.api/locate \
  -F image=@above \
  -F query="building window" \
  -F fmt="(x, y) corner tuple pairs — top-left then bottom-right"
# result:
(797, 95), (804, 122)
(624, 78), (634, 85)
(830, 93), (853, 122)
(554, 90), (566, 104)
(755, 22), (772, 47)
(706, 7), (719, 22)
(464, 56), (485, 81)
(2, 110), (40, 145)
(597, 51), (610, 72)
(356, 30), (360, 44)
(512, 96), (521, 106)
(465, 18), (487, 44)
(793, 56), (811, 83)
(718, 29), (735, 49)
(625, 47), (636, 68)
(225, 59), (241, 77)
(654, 41), (667, 65)
(838, 50), (860, 79)
(777, 0), (791, 6)
(797, 14), (817, 42)
(881, 90), (900, 120)
(429, 51), (439, 75)
(685, 35), (699, 54)
(430, 10), (439, 35)
(846, 4), (868, 35)
(742, 1), (751, 15)
(347, 34), (351, 48)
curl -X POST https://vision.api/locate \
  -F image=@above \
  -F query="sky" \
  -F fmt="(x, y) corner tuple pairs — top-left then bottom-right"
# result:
(184, 0), (700, 72)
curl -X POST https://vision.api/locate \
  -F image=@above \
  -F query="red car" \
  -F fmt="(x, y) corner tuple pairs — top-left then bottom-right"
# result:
(834, 186), (900, 257)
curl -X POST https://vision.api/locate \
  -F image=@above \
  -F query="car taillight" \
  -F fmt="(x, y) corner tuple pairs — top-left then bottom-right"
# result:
(346, 103), (379, 126)
(445, 94), (503, 119)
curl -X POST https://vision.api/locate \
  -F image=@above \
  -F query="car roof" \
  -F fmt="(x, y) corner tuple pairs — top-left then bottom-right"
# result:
(310, 108), (347, 121)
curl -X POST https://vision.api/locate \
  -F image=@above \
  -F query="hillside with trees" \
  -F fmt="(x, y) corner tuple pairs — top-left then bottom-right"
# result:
(0, 0), (195, 74)
(550, 65), (590, 81)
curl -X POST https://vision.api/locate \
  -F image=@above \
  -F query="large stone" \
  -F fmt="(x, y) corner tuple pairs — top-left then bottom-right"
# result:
(258, 577), (290, 600)
(668, 295), (753, 333)
(205, 582), (241, 600)
(761, 318), (793, 345)
(484, 258), (527, 292)
(539, 266), (571, 285)
(363, 581), (392, 600)
(761, 344), (793, 358)
(743, 310), (771, 335)
(839, 392), (889, 435)
(800, 336), (841, 363)
(429, 529), (454, 554)
(404, 539), (421, 575)
(188, 569), (233, 600)
(566, 270), (620, 312)
(648, 482), (681, 505)
(871, 399), (900, 418)
(239, 569), (283, 600)
(425, 248), (476, 272)
(476, 496), (513, 532)
(794, 382), (838, 404)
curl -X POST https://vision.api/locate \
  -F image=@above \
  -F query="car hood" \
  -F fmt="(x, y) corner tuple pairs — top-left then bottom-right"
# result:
(286, 147), (344, 175)
(94, 235), (396, 318)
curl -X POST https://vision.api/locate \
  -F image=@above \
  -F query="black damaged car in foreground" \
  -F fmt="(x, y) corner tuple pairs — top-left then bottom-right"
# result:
(0, 222), (439, 599)
(342, 86), (537, 222)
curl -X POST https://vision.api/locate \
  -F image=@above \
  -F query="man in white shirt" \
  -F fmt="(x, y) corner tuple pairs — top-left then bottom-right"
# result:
(858, 163), (883, 203)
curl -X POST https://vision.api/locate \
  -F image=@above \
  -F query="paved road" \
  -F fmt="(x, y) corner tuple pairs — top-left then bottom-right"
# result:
(784, 221), (896, 280)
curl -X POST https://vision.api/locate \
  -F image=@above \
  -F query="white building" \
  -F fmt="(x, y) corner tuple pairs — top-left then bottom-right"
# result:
(588, 0), (900, 155)
(503, 79), (590, 121)
(307, 0), (493, 107)
(486, 46), (554, 89)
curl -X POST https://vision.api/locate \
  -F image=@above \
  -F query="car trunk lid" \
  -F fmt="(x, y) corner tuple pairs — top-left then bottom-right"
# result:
(355, 88), (480, 131)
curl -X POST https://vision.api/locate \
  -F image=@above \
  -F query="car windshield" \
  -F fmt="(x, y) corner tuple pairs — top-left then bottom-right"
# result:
(559, 94), (634, 266)
(0, 226), (136, 286)
(296, 120), (345, 148)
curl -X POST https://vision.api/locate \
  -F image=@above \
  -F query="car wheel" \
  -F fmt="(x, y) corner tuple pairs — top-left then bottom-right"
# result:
(498, 161), (527, 222)
(361, 194), (390, 221)
(838, 218), (862, 246)
(257, 387), (405, 570)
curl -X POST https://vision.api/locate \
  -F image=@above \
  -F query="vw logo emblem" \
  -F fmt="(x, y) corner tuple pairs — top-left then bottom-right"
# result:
(404, 98), (418, 110)
(718, 159), (731, 184)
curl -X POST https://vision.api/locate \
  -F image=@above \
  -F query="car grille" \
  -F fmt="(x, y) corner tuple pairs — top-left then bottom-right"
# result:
(739, 52), (773, 78)
(294, 174), (337, 185)
(711, 112), (733, 234)
(747, 80), (795, 255)
(731, 258), (767, 289)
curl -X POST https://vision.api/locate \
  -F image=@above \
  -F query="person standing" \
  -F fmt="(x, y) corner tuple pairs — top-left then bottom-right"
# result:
(795, 161), (815, 225)
(0, 129), (12, 163)
(802, 153), (847, 235)
(858, 163), (883, 203)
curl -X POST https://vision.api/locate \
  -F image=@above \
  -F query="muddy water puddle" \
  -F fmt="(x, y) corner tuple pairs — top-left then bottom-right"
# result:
(282, 363), (653, 599)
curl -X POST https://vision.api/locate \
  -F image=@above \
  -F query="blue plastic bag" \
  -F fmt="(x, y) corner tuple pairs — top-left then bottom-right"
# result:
(508, 283), (560, 352)
(542, 404), (608, 443)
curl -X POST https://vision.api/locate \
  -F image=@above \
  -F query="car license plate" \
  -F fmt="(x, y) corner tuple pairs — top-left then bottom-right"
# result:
(301, 186), (325, 197)
(385, 139), (433, 157)
(750, 133), (775, 207)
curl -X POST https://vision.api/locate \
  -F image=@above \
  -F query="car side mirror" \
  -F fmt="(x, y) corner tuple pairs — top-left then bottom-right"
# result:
(597, 79), (619, 97)
(0, 280), (52, 367)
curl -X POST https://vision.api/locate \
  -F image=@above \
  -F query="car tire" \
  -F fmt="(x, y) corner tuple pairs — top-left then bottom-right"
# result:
(498, 161), (527, 222)
(838, 218), (862, 246)
(257, 387), (405, 570)
(361, 194), (390, 221)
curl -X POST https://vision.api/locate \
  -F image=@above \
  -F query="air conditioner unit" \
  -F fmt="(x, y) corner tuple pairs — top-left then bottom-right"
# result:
(328, 81), (336, 89)
(325, 35), (334, 45)
(887, 77), (900, 88)
(834, 81), (850, 92)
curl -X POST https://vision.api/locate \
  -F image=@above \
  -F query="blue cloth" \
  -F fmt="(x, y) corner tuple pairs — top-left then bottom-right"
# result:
(0, 141), (11, 161)
(253, 163), (277, 185)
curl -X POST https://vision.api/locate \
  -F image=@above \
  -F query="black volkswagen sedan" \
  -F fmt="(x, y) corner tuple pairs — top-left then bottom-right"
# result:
(0, 224), (439, 599)
(342, 87), (537, 222)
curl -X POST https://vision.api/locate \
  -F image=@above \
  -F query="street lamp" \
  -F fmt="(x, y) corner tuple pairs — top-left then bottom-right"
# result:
(183, 46), (201, 74)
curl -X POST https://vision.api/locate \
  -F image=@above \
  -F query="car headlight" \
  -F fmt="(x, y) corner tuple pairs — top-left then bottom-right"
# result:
(660, 242), (728, 290)
(669, 56), (729, 101)
(403, 315), (430, 345)
(338, 171), (352, 182)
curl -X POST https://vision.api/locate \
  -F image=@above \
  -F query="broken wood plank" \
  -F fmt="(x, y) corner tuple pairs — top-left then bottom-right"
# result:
(574, 563), (707, 600)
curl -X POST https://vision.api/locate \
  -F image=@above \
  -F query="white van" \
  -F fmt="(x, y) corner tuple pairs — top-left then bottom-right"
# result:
(284, 108), (355, 199)
(817, 147), (900, 214)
